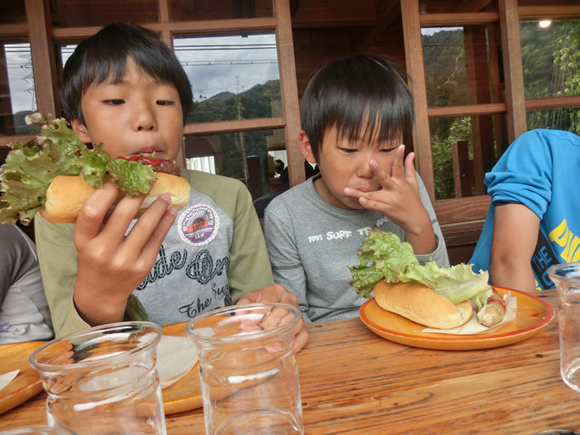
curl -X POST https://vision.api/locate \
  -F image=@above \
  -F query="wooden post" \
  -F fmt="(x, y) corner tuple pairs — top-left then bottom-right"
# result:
(400, 0), (436, 204)
(274, 0), (305, 188)
(499, 0), (527, 142)
(25, 0), (58, 117)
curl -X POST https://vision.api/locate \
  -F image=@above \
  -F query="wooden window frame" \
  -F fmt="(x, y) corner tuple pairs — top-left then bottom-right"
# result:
(400, 0), (580, 249)
(0, 0), (304, 187)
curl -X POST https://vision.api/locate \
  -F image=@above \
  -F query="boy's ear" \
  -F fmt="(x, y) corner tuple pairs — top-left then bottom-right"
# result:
(70, 119), (92, 143)
(300, 130), (317, 164)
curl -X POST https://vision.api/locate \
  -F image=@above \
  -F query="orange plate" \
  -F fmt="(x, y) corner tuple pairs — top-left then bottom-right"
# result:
(359, 286), (555, 350)
(0, 341), (46, 415)
(161, 322), (202, 415)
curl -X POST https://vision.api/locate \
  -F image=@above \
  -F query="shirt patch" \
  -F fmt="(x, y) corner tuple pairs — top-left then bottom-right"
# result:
(178, 204), (219, 246)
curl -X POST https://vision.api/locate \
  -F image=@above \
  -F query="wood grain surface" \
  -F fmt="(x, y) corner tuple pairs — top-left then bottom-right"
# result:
(0, 290), (577, 434)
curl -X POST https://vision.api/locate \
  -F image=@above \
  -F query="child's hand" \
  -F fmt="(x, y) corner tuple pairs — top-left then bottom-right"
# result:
(344, 144), (436, 255)
(238, 284), (309, 353)
(72, 181), (177, 326)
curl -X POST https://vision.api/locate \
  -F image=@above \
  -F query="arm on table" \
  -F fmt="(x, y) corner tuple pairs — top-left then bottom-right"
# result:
(489, 203), (540, 292)
(238, 284), (309, 353)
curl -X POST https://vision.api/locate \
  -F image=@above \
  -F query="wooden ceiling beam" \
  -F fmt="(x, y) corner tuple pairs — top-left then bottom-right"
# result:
(351, 0), (400, 52)
(518, 5), (580, 20)
(0, 24), (29, 38)
(420, 12), (499, 27)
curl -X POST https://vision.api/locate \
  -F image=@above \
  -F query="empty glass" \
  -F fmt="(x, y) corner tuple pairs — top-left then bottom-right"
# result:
(29, 322), (166, 435)
(186, 303), (304, 435)
(549, 263), (580, 393)
(0, 429), (76, 435)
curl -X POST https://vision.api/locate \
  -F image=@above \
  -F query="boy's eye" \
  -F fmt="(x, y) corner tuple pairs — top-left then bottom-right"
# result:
(379, 147), (397, 153)
(104, 99), (124, 105)
(339, 148), (357, 154)
(157, 100), (175, 106)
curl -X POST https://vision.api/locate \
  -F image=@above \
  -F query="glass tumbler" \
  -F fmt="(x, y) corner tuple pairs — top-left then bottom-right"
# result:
(186, 303), (304, 435)
(0, 428), (76, 435)
(549, 263), (580, 393)
(29, 322), (166, 435)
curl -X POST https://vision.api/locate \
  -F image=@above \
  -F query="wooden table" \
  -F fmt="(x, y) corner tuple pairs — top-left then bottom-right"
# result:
(1, 290), (578, 434)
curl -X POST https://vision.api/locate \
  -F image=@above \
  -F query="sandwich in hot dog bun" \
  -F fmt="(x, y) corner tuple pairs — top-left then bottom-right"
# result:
(0, 113), (190, 225)
(350, 230), (505, 329)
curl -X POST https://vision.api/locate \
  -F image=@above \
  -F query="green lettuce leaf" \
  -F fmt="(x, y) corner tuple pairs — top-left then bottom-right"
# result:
(0, 113), (159, 225)
(106, 158), (157, 196)
(350, 229), (491, 304)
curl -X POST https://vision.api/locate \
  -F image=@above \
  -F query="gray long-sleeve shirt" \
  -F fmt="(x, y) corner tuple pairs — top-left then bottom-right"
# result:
(263, 174), (449, 323)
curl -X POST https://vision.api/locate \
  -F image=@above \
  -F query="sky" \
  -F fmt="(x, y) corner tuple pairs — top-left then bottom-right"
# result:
(4, 33), (280, 115)
(4, 43), (36, 114)
(61, 33), (280, 102)
(173, 33), (280, 101)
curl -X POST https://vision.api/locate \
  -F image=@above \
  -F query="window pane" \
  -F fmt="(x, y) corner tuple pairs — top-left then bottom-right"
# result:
(174, 33), (281, 124)
(0, 40), (38, 136)
(49, 0), (159, 27)
(527, 108), (580, 133)
(0, 0), (27, 25)
(184, 128), (288, 215)
(422, 24), (504, 108)
(521, 19), (580, 99)
(429, 114), (508, 199)
(170, 0), (272, 21)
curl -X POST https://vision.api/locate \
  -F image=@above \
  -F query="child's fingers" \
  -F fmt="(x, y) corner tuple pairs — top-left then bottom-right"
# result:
(74, 181), (122, 243)
(367, 159), (392, 189)
(390, 144), (406, 180)
(404, 152), (417, 182)
(123, 194), (176, 256)
(139, 206), (177, 260)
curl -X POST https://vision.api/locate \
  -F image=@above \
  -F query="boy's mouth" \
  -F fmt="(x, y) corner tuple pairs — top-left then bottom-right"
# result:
(133, 148), (163, 157)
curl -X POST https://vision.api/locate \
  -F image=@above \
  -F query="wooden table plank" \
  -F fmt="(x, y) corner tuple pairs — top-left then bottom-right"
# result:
(0, 290), (577, 434)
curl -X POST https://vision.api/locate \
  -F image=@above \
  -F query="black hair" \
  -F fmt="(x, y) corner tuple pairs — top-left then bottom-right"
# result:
(61, 22), (193, 125)
(300, 54), (414, 160)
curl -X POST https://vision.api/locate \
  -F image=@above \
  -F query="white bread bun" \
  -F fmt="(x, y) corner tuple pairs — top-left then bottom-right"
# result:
(374, 280), (473, 329)
(39, 173), (190, 224)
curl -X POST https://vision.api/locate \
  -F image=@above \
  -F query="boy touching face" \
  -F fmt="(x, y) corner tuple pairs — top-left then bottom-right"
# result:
(34, 23), (308, 351)
(263, 54), (449, 323)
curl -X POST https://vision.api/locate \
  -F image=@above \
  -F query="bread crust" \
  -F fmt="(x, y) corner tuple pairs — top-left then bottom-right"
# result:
(39, 173), (190, 224)
(374, 280), (473, 329)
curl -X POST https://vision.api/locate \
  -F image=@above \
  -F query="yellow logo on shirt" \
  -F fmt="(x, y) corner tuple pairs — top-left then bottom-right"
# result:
(548, 219), (580, 262)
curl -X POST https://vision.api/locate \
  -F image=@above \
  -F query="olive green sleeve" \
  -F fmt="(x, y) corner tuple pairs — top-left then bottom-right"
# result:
(227, 181), (275, 303)
(34, 214), (91, 337)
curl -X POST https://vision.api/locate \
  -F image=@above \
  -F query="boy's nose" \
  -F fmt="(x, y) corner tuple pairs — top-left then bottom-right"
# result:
(133, 106), (157, 132)
(357, 159), (374, 178)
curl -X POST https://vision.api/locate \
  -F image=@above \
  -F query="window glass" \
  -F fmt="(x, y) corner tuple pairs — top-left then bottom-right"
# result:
(429, 114), (508, 199)
(0, 40), (38, 136)
(521, 20), (580, 100)
(184, 128), (288, 215)
(527, 108), (580, 134)
(49, 0), (159, 27)
(173, 33), (281, 124)
(421, 24), (504, 108)
(0, 0), (27, 25)
(169, 0), (272, 21)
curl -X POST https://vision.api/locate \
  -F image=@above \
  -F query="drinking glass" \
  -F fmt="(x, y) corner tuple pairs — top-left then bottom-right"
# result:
(0, 429), (76, 435)
(186, 303), (304, 435)
(549, 263), (580, 393)
(29, 322), (166, 435)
